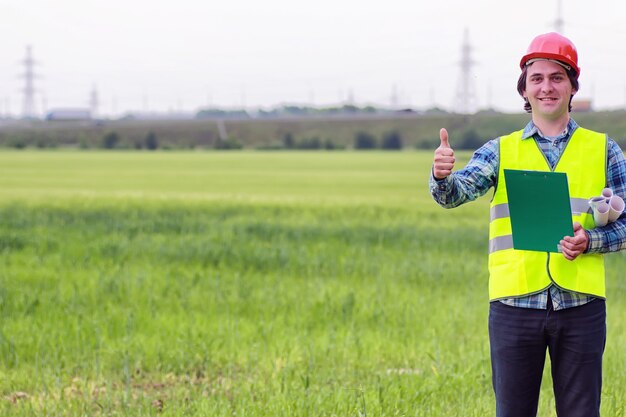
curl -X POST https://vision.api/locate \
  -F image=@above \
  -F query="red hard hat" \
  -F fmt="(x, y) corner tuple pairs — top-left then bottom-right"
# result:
(520, 32), (580, 77)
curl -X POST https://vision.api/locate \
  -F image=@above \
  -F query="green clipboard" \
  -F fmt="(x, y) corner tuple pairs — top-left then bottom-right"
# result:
(503, 169), (574, 253)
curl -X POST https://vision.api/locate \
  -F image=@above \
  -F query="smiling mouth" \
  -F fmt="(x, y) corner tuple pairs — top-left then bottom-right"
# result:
(539, 97), (558, 102)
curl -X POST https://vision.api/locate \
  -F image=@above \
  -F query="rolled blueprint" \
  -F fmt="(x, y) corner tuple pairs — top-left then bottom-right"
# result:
(594, 201), (610, 227)
(608, 195), (625, 222)
(588, 196), (605, 210)
(602, 188), (613, 199)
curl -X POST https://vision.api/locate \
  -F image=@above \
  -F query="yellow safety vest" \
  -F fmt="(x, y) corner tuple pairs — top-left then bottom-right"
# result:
(488, 126), (607, 300)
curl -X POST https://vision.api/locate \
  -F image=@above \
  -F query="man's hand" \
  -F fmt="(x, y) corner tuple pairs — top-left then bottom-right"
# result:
(433, 128), (455, 180)
(560, 222), (589, 261)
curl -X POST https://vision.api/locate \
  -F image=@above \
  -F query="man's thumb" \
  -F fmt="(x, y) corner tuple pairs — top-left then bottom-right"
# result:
(439, 128), (450, 148)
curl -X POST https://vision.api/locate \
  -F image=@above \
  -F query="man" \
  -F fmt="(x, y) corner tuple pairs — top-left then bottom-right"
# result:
(430, 32), (626, 417)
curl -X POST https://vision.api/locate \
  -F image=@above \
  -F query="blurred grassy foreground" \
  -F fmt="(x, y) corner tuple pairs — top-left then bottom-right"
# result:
(0, 151), (624, 416)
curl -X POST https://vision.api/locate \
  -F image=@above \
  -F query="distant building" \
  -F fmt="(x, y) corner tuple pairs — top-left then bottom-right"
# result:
(572, 99), (592, 113)
(121, 111), (195, 121)
(395, 108), (418, 115)
(46, 108), (92, 121)
(195, 108), (250, 120)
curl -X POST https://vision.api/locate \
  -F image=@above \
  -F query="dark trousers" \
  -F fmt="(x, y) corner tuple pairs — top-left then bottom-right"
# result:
(488, 299), (606, 417)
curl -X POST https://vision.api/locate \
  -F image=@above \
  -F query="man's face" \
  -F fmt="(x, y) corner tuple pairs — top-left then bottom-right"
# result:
(523, 60), (576, 121)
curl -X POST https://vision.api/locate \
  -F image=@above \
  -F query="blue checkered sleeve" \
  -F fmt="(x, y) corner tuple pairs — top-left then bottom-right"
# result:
(586, 138), (626, 253)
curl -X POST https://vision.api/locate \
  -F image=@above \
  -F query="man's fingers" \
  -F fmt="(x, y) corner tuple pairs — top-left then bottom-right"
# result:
(436, 148), (454, 157)
(433, 153), (455, 176)
(563, 235), (583, 246)
(566, 222), (589, 255)
(435, 165), (455, 172)
(560, 236), (586, 261)
(562, 236), (585, 249)
(560, 243), (578, 260)
(434, 152), (455, 162)
(439, 128), (450, 149)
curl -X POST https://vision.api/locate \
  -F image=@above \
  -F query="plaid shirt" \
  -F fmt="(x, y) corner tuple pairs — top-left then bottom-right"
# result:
(429, 118), (626, 310)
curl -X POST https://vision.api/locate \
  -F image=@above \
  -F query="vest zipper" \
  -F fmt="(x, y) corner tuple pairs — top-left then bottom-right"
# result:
(546, 252), (555, 284)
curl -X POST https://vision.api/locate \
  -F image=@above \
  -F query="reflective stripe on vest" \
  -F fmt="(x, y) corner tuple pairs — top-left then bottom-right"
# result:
(488, 127), (607, 300)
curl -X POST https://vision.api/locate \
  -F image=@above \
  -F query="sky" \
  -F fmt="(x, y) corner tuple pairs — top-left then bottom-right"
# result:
(1, 0), (626, 117)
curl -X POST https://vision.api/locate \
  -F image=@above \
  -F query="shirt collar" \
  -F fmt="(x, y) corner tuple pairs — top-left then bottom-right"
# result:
(521, 118), (578, 140)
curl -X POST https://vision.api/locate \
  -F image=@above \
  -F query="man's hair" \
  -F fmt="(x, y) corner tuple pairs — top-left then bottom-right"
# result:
(516, 64), (579, 113)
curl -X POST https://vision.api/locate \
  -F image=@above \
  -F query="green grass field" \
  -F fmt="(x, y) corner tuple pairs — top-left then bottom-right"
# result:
(0, 151), (624, 416)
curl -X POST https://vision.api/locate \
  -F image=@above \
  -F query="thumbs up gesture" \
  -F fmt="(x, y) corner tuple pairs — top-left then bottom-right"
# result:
(433, 128), (455, 180)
